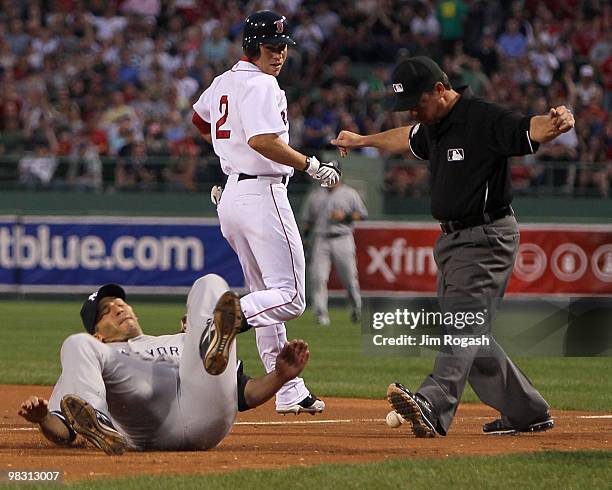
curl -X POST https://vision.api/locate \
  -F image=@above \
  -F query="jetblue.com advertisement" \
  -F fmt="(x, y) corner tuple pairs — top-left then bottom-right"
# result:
(0, 216), (243, 292)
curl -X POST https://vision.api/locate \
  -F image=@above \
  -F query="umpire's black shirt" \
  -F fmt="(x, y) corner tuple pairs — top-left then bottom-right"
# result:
(408, 86), (539, 222)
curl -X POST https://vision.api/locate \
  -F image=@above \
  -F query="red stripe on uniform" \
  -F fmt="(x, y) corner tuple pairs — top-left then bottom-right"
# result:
(192, 111), (211, 136)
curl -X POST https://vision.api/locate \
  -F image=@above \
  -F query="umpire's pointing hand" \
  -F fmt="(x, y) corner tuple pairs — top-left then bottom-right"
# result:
(331, 130), (364, 157)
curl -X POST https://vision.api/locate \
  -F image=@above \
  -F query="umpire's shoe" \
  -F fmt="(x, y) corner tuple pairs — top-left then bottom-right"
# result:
(276, 394), (326, 415)
(60, 395), (127, 455)
(387, 383), (437, 438)
(204, 291), (244, 375)
(483, 414), (554, 435)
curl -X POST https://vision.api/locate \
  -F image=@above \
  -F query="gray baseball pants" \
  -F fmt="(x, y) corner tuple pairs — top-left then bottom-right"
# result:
(309, 234), (361, 320)
(48, 275), (238, 450)
(417, 216), (550, 435)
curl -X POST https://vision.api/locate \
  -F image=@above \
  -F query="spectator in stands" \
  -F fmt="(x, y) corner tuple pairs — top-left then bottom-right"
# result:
(410, 1), (440, 50)
(67, 139), (103, 193)
(114, 140), (155, 191)
(576, 64), (604, 107)
(163, 142), (198, 192)
(0, 116), (27, 154)
(437, 0), (468, 55)
(0, 0), (609, 198)
(312, 2), (340, 40)
(473, 29), (499, 77)
(293, 13), (325, 65)
(497, 18), (528, 59)
(18, 140), (58, 188)
(529, 40), (560, 87)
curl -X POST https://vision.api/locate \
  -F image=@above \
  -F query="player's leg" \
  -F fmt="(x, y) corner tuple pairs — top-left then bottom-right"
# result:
(219, 212), (312, 410)
(330, 235), (362, 323)
(218, 179), (321, 413)
(178, 274), (239, 450)
(219, 179), (306, 326)
(48, 334), (179, 452)
(309, 237), (332, 325)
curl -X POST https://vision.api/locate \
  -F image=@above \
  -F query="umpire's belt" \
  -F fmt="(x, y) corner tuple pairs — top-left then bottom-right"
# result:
(237, 173), (289, 186)
(439, 206), (514, 234)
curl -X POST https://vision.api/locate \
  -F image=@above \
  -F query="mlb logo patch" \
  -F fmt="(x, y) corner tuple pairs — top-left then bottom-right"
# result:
(447, 148), (464, 161)
(392, 83), (404, 93)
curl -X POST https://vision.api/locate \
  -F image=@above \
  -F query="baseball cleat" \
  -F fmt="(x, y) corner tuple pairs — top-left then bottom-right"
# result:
(60, 395), (127, 455)
(387, 383), (437, 438)
(483, 415), (554, 435)
(276, 394), (326, 415)
(204, 291), (243, 375)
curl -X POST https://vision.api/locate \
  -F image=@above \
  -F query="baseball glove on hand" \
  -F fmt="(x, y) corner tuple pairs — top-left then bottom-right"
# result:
(305, 156), (342, 187)
(210, 185), (223, 206)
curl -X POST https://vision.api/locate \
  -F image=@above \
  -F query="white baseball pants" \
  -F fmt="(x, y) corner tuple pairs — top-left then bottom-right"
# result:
(217, 174), (309, 409)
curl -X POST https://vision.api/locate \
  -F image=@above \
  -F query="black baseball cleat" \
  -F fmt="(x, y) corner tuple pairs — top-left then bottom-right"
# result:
(483, 414), (554, 435)
(276, 394), (326, 415)
(204, 291), (244, 375)
(60, 395), (127, 455)
(387, 383), (437, 438)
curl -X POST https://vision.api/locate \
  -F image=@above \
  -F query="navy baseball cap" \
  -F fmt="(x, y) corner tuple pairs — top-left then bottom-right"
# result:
(391, 57), (446, 111)
(80, 284), (126, 334)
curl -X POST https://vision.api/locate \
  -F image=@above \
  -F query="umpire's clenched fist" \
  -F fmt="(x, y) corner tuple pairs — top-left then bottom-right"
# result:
(549, 105), (575, 134)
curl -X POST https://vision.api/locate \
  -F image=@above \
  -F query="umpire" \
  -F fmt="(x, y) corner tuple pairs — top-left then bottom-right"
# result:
(332, 56), (575, 437)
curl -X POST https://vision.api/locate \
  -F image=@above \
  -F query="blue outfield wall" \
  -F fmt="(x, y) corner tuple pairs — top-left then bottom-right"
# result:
(0, 216), (244, 293)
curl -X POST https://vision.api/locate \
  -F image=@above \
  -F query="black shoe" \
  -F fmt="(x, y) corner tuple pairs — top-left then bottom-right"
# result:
(483, 414), (554, 435)
(276, 394), (326, 415)
(350, 310), (361, 324)
(60, 395), (127, 455)
(387, 383), (437, 438)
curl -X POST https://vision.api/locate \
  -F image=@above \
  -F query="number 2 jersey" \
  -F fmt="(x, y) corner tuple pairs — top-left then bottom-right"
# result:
(192, 59), (292, 177)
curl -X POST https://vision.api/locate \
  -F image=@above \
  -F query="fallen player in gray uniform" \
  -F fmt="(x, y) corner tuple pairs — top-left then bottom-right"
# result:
(18, 274), (311, 454)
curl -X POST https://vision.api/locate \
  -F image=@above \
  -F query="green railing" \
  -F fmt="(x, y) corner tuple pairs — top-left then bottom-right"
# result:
(1, 154), (611, 221)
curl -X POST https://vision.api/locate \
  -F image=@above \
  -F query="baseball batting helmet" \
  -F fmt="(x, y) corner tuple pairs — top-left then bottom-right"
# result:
(242, 10), (296, 59)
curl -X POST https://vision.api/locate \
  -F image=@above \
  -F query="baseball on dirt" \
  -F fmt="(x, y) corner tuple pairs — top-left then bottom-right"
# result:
(386, 410), (403, 428)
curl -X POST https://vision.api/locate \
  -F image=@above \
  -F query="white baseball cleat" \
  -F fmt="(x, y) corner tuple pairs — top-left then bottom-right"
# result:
(276, 394), (325, 415)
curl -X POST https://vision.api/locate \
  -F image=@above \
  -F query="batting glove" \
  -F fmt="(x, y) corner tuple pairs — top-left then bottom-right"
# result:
(305, 156), (342, 187)
(210, 185), (223, 206)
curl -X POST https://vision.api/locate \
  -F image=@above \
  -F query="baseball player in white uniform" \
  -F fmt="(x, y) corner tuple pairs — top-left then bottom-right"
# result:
(191, 10), (341, 414)
(18, 275), (312, 454)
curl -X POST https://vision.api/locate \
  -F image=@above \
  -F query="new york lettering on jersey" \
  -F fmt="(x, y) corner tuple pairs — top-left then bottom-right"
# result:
(115, 334), (185, 362)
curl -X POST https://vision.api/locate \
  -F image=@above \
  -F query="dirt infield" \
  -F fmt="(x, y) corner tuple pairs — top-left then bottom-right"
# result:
(1, 385), (610, 482)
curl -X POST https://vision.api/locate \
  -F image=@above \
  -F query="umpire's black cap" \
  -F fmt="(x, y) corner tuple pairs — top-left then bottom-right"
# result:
(80, 284), (126, 334)
(391, 56), (446, 111)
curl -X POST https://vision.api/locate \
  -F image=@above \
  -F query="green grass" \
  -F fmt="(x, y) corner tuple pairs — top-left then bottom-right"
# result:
(1, 301), (611, 410)
(4, 451), (611, 489)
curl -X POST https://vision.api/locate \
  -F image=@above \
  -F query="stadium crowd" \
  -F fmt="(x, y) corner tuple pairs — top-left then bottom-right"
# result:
(0, 0), (610, 196)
